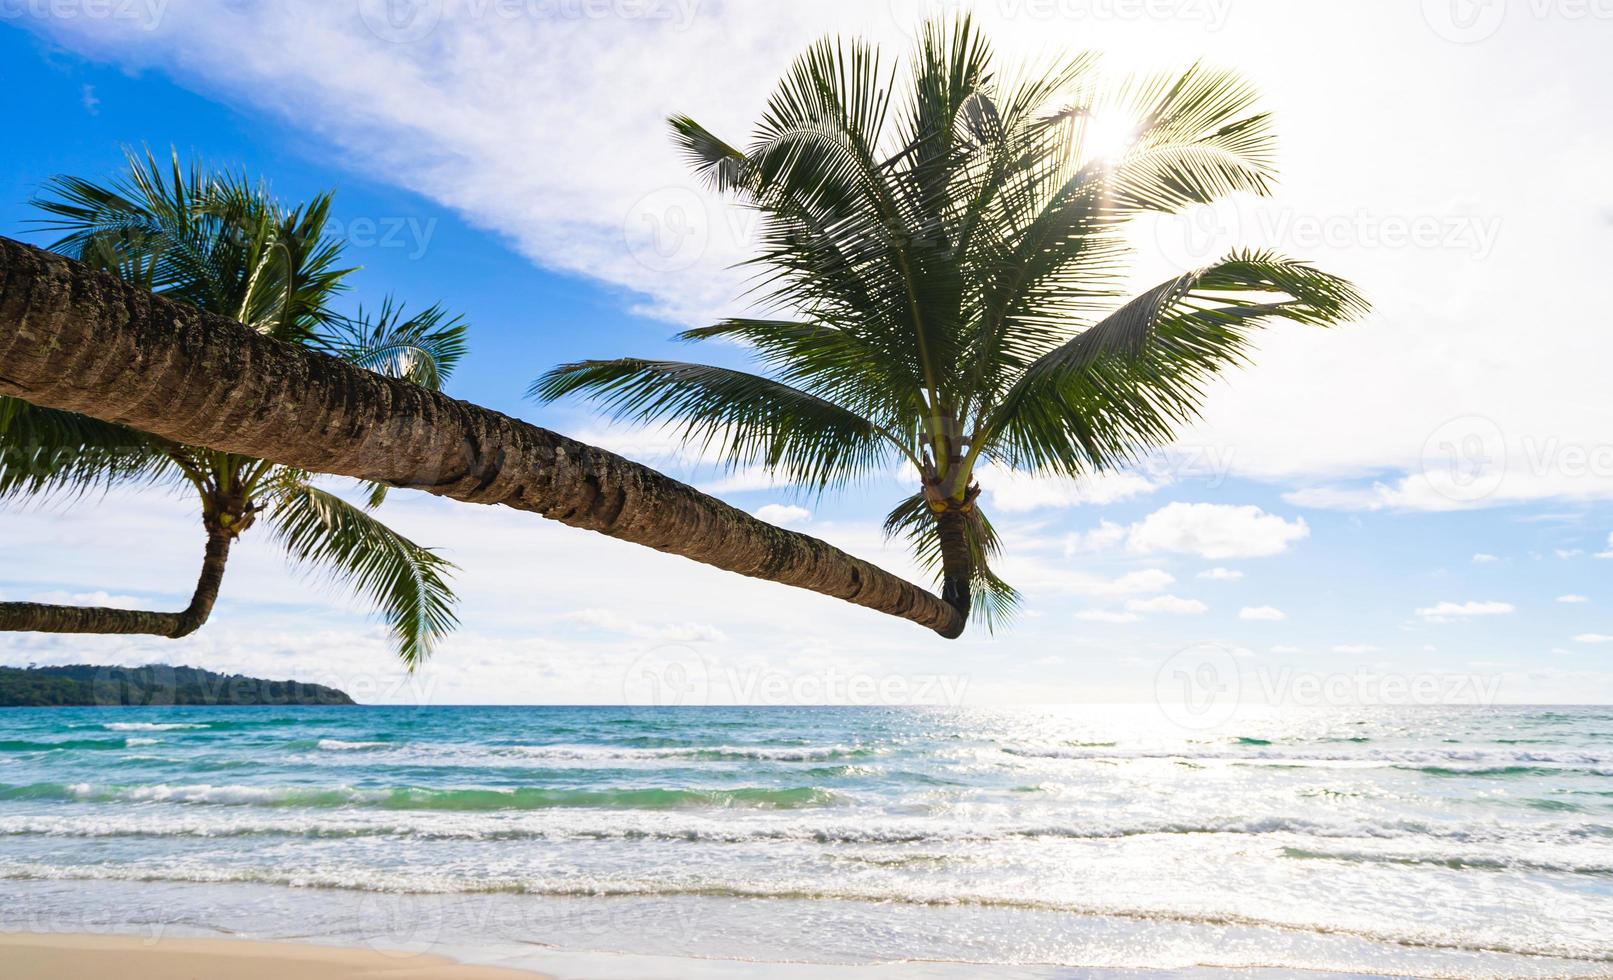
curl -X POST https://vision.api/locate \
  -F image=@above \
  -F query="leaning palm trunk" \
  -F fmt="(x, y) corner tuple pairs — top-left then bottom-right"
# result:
(0, 237), (965, 638)
(0, 522), (232, 636)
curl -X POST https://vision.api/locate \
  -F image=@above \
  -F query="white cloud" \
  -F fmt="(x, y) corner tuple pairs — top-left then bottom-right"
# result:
(1270, 645), (1301, 654)
(1556, 549), (1584, 559)
(1098, 570), (1177, 596)
(700, 468), (793, 494)
(1125, 595), (1208, 615)
(563, 609), (727, 644)
(1557, 595), (1590, 604)
(1074, 610), (1141, 624)
(1239, 605), (1287, 621)
(1062, 521), (1129, 555)
(26, 590), (145, 609)
(1415, 600), (1515, 622)
(754, 504), (811, 528)
(1125, 503), (1309, 560)
(1282, 476), (1484, 513)
(1282, 462), (1613, 513)
(1331, 644), (1380, 654)
(1007, 565), (1176, 598)
(1471, 553), (1498, 563)
(1197, 567), (1244, 581)
(1574, 634), (1613, 644)
(1599, 533), (1613, 559)
(980, 466), (1163, 513)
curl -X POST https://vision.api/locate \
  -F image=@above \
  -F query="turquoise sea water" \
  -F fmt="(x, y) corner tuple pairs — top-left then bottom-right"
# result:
(0, 704), (1609, 978)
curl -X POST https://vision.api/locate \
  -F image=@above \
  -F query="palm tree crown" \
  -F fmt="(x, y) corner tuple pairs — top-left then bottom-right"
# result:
(535, 18), (1366, 632)
(0, 150), (463, 666)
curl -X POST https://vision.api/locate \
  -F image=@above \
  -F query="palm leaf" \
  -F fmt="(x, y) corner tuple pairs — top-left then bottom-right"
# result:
(532, 358), (901, 490)
(316, 297), (467, 390)
(984, 250), (1367, 475)
(0, 397), (177, 501)
(264, 475), (458, 669)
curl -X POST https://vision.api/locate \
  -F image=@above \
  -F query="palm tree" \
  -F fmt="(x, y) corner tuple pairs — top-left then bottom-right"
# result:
(0, 150), (463, 666)
(534, 17), (1367, 632)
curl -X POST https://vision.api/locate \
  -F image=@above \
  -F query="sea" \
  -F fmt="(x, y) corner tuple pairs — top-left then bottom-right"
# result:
(0, 704), (1608, 978)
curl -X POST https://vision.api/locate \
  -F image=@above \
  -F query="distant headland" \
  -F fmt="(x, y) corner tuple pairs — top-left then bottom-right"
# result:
(0, 664), (355, 707)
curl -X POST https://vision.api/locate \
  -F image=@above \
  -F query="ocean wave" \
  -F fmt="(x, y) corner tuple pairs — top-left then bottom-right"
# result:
(1, 861), (1604, 964)
(1001, 745), (1613, 773)
(497, 743), (875, 763)
(1398, 764), (1613, 778)
(0, 781), (842, 812)
(100, 723), (211, 732)
(0, 738), (140, 752)
(1278, 846), (1613, 877)
(4, 808), (1596, 850)
(280, 741), (880, 766)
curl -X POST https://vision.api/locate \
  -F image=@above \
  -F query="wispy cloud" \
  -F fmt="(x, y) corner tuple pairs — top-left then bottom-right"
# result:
(1125, 595), (1208, 616)
(1416, 600), (1515, 623)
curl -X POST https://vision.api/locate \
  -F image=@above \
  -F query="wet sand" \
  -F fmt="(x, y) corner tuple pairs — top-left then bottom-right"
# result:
(0, 932), (550, 980)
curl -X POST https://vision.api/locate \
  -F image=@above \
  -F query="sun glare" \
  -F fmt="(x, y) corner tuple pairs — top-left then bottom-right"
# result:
(1082, 112), (1139, 165)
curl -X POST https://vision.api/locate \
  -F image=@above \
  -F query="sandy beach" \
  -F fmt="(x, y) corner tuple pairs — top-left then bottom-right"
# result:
(0, 933), (548, 980)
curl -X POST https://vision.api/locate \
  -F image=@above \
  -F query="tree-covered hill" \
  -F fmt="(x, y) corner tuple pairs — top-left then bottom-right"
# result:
(0, 664), (355, 706)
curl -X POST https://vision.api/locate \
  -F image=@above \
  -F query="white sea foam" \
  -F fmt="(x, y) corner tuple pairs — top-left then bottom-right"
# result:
(101, 723), (210, 732)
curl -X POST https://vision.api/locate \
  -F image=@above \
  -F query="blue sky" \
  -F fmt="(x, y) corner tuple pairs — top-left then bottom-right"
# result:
(1, 2), (1610, 707)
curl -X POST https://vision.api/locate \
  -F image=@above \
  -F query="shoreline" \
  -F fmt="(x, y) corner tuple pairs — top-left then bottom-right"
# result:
(0, 931), (1413, 980)
(7, 873), (1603, 980)
(0, 932), (551, 979)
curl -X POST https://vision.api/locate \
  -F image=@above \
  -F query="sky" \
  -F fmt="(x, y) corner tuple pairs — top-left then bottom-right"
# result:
(0, 0), (1610, 707)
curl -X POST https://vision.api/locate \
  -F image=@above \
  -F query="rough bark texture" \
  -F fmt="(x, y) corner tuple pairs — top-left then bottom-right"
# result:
(934, 509), (973, 625)
(0, 237), (965, 638)
(0, 524), (232, 637)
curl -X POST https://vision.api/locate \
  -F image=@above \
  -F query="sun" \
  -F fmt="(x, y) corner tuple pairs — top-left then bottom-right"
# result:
(1081, 111), (1139, 165)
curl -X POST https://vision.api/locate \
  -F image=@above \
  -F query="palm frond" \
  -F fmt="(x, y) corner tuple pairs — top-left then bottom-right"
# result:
(668, 115), (755, 194)
(33, 146), (355, 341)
(0, 397), (177, 501)
(984, 250), (1368, 475)
(677, 318), (924, 425)
(316, 297), (467, 390)
(532, 358), (901, 489)
(264, 475), (458, 669)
